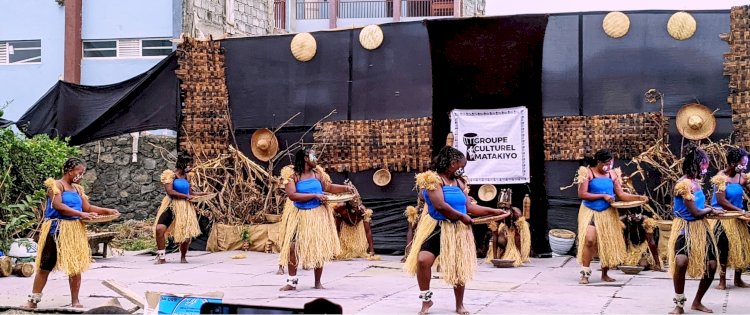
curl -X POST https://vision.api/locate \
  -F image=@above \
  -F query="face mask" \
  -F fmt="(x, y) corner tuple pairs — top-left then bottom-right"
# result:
(602, 165), (610, 172)
(73, 174), (83, 183)
(308, 153), (317, 163)
(700, 169), (708, 176)
(454, 168), (464, 178)
(736, 165), (746, 173)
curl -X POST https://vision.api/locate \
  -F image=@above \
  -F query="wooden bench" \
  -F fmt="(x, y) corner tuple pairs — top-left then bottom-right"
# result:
(88, 232), (118, 258)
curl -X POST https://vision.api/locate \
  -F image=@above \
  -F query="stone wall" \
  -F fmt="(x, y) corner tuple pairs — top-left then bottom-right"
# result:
(79, 134), (177, 220)
(183, 0), (273, 39)
(463, 0), (485, 17)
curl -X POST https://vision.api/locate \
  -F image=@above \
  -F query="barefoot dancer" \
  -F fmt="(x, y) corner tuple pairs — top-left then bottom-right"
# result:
(154, 154), (207, 264)
(278, 147), (354, 290)
(404, 146), (510, 315)
(333, 200), (378, 260)
(709, 146), (750, 290)
(25, 158), (119, 309)
(575, 149), (647, 284)
(669, 145), (722, 314)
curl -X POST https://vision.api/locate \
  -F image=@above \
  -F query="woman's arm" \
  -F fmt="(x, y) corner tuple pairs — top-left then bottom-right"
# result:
(326, 183), (354, 194)
(613, 173), (647, 202)
(684, 198), (716, 219)
(164, 183), (191, 200)
(715, 190), (744, 212)
(426, 186), (472, 224)
(82, 198), (118, 215)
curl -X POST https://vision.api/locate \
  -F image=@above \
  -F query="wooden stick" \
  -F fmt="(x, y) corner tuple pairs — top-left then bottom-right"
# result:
(102, 279), (146, 309)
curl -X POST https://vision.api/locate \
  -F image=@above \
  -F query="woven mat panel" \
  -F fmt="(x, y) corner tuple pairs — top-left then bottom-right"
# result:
(314, 117), (433, 173)
(544, 112), (666, 161)
(176, 37), (232, 160)
(724, 6), (750, 148)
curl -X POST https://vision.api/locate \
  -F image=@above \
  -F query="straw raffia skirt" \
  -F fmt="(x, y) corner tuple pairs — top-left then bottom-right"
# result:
(668, 218), (719, 279)
(35, 219), (91, 276)
(278, 200), (341, 269)
(336, 220), (369, 260)
(709, 218), (750, 269)
(485, 217), (531, 267)
(404, 213), (476, 287)
(153, 196), (201, 243)
(576, 204), (627, 268)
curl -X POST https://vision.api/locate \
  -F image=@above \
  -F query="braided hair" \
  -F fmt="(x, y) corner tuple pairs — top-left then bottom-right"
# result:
(432, 146), (465, 174)
(175, 154), (193, 172)
(294, 147), (313, 175)
(726, 146), (748, 166)
(681, 144), (708, 179)
(62, 157), (85, 175)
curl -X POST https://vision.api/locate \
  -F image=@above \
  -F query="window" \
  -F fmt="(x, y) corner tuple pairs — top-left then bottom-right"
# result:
(0, 40), (42, 64)
(141, 39), (172, 57)
(83, 40), (117, 58)
(83, 38), (172, 58)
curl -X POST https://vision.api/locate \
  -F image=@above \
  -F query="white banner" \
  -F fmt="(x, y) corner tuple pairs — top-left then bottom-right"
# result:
(450, 107), (530, 184)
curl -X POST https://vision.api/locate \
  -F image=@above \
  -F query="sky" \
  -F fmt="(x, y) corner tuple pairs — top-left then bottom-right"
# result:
(485, 0), (750, 15)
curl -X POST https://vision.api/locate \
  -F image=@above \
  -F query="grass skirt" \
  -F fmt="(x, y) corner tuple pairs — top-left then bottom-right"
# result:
(576, 204), (626, 268)
(404, 214), (476, 287)
(485, 217), (532, 267)
(668, 218), (719, 279)
(337, 220), (369, 259)
(35, 220), (91, 276)
(710, 218), (750, 269)
(153, 196), (201, 243)
(278, 201), (341, 269)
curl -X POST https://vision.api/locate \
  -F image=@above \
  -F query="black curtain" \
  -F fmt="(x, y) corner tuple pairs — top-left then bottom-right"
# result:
(426, 16), (551, 254)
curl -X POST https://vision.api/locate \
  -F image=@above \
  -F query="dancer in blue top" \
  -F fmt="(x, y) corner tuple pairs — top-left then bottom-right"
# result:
(575, 149), (647, 285)
(709, 146), (750, 290)
(669, 144), (723, 314)
(404, 146), (510, 315)
(278, 147), (356, 291)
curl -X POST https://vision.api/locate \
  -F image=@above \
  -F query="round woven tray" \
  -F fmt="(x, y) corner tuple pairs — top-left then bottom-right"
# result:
(190, 193), (218, 203)
(290, 32), (317, 62)
(359, 25), (384, 50)
(667, 11), (696, 40)
(610, 200), (646, 209)
(264, 213), (282, 223)
(472, 214), (506, 225)
(326, 193), (355, 203)
(82, 214), (120, 224)
(491, 259), (515, 268)
(549, 229), (575, 239)
(707, 212), (743, 220)
(602, 11), (630, 39)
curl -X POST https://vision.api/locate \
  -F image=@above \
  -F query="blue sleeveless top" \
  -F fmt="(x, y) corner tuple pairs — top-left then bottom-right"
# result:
(173, 178), (190, 195)
(582, 171), (615, 211)
(293, 178), (324, 209)
(45, 189), (83, 234)
(673, 189), (704, 222)
(423, 185), (468, 221)
(711, 182), (744, 211)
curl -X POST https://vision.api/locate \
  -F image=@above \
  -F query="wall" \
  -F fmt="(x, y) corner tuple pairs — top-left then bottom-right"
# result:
(0, 0), (64, 122)
(183, 0), (273, 39)
(81, 0), (176, 85)
(79, 134), (177, 220)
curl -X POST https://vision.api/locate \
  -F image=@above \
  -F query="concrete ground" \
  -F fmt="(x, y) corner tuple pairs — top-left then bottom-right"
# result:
(1, 251), (749, 314)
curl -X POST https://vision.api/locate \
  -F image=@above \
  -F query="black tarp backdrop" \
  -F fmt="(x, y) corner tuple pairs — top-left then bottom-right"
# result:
(224, 22), (433, 253)
(17, 53), (179, 145)
(427, 16), (551, 253)
(541, 11), (732, 238)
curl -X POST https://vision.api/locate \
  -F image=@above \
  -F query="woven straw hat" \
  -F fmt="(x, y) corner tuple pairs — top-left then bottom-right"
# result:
(478, 184), (497, 202)
(373, 168), (391, 186)
(290, 32), (317, 62)
(667, 12), (697, 40)
(251, 128), (279, 161)
(675, 103), (715, 140)
(602, 12), (630, 39)
(359, 25), (384, 50)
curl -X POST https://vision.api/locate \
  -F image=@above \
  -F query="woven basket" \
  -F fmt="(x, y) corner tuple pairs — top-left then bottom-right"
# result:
(602, 11), (630, 39)
(668, 11), (697, 40)
(359, 25), (384, 50)
(291, 32), (317, 62)
(549, 229), (575, 239)
(82, 214), (121, 224)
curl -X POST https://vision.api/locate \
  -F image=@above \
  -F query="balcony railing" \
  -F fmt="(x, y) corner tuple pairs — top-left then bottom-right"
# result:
(294, 0), (454, 20)
(274, 0), (286, 29)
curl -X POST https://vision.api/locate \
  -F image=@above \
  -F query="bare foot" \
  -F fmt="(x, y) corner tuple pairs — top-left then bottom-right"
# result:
(456, 304), (470, 315)
(579, 276), (589, 285)
(155, 259), (166, 265)
(276, 266), (285, 275)
(279, 285), (296, 291)
(21, 302), (37, 309)
(181, 258), (188, 264)
(669, 306), (684, 314)
(602, 275), (616, 282)
(418, 301), (433, 315)
(314, 283), (325, 289)
(735, 279), (749, 288)
(691, 303), (713, 313)
(71, 303), (84, 308)
(716, 281), (727, 290)
(652, 266), (664, 272)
